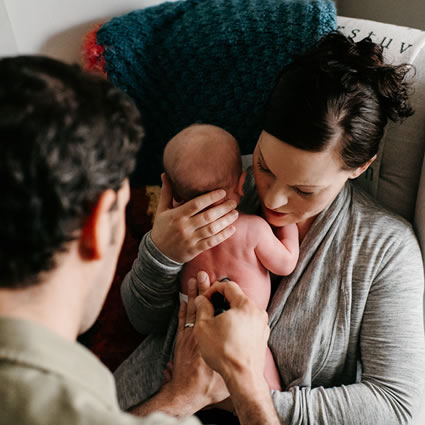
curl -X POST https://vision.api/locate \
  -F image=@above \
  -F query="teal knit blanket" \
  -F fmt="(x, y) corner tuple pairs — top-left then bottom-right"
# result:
(96, 0), (336, 184)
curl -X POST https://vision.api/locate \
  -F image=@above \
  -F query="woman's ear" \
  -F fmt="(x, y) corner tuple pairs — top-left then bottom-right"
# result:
(237, 171), (247, 197)
(349, 155), (377, 180)
(79, 189), (118, 260)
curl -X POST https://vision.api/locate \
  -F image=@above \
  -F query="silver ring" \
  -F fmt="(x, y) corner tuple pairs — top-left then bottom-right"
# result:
(184, 322), (195, 328)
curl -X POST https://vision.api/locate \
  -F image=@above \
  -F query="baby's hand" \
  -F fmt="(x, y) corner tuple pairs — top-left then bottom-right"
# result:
(151, 174), (239, 263)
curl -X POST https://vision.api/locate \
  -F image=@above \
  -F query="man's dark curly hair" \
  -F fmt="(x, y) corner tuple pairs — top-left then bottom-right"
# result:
(0, 56), (143, 288)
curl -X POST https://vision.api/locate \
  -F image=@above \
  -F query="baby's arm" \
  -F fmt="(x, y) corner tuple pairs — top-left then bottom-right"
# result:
(254, 219), (299, 276)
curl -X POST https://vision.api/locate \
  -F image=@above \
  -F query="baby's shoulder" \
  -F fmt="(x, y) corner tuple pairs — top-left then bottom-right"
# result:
(234, 212), (276, 247)
(236, 212), (271, 229)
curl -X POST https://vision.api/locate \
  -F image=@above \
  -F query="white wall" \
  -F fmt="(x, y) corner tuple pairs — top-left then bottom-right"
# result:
(1, 0), (175, 62)
(0, 0), (17, 56)
(338, 0), (425, 31)
(3, 0), (422, 62)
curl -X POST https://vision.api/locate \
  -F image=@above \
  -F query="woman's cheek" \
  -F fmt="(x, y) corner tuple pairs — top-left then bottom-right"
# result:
(254, 176), (270, 199)
(294, 197), (320, 218)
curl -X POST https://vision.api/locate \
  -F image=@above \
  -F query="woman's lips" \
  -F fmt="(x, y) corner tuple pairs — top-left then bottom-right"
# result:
(264, 206), (288, 218)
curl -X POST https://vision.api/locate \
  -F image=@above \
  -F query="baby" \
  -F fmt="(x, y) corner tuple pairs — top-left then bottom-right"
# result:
(163, 123), (299, 391)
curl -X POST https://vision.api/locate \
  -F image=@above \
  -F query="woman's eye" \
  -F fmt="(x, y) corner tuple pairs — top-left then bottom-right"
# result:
(295, 188), (314, 197)
(256, 159), (272, 174)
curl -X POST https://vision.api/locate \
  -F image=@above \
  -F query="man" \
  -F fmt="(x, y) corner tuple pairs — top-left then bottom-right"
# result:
(0, 56), (281, 425)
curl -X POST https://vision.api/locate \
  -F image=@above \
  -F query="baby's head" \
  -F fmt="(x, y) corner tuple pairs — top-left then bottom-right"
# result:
(163, 124), (245, 205)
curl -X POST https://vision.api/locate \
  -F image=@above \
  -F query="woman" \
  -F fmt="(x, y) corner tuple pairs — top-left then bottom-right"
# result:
(116, 32), (425, 424)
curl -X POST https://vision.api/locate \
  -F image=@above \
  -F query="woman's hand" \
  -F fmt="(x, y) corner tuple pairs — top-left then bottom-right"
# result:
(161, 277), (229, 413)
(151, 173), (239, 263)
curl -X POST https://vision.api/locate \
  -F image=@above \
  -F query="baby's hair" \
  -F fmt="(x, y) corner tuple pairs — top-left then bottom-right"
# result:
(264, 31), (414, 169)
(163, 124), (242, 203)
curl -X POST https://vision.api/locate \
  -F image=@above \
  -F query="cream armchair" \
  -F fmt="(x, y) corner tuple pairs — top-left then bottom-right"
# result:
(338, 16), (425, 424)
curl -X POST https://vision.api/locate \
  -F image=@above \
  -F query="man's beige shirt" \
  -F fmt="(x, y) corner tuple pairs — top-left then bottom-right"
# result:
(0, 317), (200, 425)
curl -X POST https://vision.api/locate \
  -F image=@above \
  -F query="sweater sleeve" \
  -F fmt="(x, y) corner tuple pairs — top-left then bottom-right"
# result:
(121, 231), (183, 334)
(271, 229), (425, 425)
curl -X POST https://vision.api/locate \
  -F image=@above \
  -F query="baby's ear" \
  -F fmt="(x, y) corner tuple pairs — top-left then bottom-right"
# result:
(237, 171), (247, 197)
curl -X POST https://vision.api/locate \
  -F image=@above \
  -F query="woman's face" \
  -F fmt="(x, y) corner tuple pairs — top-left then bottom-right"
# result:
(253, 131), (361, 228)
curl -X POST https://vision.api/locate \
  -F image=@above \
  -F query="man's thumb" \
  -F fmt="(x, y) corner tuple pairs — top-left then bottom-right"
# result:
(195, 295), (214, 321)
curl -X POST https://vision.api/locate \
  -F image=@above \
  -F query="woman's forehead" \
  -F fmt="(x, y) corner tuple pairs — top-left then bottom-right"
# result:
(257, 132), (345, 186)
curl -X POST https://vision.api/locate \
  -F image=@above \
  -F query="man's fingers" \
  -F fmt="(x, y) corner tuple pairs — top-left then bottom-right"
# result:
(185, 278), (197, 326)
(178, 299), (188, 332)
(202, 281), (247, 308)
(194, 295), (215, 322)
(197, 271), (211, 295)
(156, 173), (174, 214)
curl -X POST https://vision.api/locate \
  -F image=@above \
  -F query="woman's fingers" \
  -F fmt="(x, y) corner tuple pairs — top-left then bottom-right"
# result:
(190, 200), (238, 230)
(195, 225), (237, 252)
(194, 208), (239, 241)
(156, 173), (174, 214)
(182, 189), (228, 217)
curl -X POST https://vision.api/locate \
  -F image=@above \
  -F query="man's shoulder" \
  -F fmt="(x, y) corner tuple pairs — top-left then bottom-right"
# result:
(0, 368), (199, 425)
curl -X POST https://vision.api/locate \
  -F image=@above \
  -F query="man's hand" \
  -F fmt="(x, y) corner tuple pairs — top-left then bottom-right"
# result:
(194, 280), (270, 383)
(162, 282), (229, 411)
(150, 174), (239, 263)
(131, 278), (229, 418)
(194, 280), (282, 425)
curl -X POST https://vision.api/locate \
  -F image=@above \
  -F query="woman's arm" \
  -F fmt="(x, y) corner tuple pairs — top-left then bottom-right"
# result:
(121, 174), (239, 334)
(121, 231), (183, 334)
(271, 230), (425, 425)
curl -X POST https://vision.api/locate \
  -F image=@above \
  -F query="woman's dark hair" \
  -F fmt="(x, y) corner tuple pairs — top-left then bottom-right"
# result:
(0, 56), (144, 288)
(264, 31), (414, 169)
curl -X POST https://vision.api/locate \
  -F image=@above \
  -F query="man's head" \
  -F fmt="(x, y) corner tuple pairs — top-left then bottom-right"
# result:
(163, 124), (244, 205)
(0, 56), (143, 293)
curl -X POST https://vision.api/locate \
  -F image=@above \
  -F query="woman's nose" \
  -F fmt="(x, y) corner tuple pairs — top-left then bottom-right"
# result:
(263, 183), (288, 210)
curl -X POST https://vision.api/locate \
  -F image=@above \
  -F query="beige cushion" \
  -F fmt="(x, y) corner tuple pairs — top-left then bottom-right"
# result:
(338, 17), (425, 423)
(338, 17), (425, 230)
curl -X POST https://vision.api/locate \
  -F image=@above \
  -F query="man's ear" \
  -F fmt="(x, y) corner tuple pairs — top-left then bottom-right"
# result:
(79, 189), (117, 260)
(348, 155), (377, 180)
(237, 171), (247, 197)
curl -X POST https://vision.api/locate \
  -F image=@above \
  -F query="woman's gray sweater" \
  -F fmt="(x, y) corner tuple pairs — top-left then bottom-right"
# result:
(114, 181), (425, 425)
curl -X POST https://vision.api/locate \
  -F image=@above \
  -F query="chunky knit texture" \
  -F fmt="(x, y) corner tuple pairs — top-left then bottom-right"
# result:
(94, 0), (336, 184)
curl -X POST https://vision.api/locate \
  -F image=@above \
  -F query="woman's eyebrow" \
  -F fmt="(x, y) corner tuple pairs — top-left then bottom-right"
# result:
(259, 150), (326, 189)
(290, 184), (326, 189)
(258, 150), (270, 167)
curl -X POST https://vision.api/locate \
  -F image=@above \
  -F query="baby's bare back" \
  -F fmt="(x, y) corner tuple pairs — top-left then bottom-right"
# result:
(180, 213), (272, 310)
